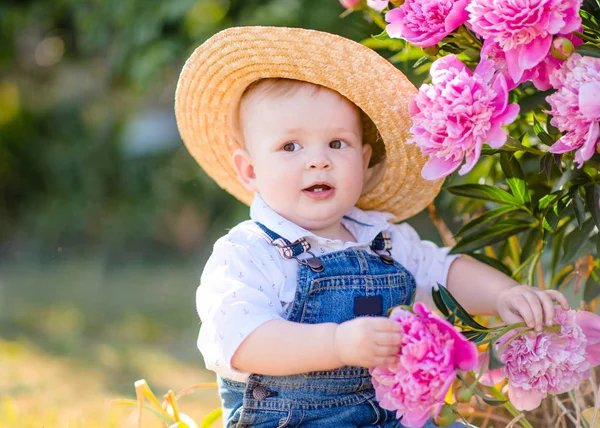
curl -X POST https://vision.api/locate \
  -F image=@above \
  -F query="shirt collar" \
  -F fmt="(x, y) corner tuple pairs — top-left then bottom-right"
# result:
(249, 193), (393, 246)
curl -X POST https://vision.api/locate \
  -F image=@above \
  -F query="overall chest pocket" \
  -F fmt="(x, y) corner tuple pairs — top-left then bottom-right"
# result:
(299, 273), (413, 325)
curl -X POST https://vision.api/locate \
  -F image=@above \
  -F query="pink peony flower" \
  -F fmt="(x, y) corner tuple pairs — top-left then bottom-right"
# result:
(367, 0), (388, 11)
(385, 0), (468, 47)
(408, 55), (520, 180)
(467, 0), (582, 84)
(481, 39), (560, 91)
(481, 34), (582, 91)
(339, 0), (361, 8)
(370, 302), (478, 427)
(546, 54), (600, 167)
(480, 308), (600, 411)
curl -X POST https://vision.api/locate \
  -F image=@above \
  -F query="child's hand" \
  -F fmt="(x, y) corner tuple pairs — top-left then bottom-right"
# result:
(497, 285), (570, 333)
(334, 317), (403, 367)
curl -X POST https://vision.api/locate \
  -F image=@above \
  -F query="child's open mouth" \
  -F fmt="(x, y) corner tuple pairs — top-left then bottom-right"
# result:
(303, 183), (335, 200)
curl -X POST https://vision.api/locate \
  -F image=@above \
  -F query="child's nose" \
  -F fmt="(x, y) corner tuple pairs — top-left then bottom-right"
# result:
(307, 155), (331, 170)
(306, 146), (332, 170)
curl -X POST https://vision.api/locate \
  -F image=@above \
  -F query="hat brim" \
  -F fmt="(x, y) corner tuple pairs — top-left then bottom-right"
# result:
(175, 26), (442, 222)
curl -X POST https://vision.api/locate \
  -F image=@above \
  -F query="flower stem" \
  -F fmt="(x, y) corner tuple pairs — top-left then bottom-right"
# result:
(573, 31), (600, 45)
(488, 388), (535, 428)
(368, 8), (388, 30)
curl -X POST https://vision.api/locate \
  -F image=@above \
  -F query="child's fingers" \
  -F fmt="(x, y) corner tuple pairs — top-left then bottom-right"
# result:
(374, 345), (400, 357)
(523, 292), (544, 333)
(534, 290), (557, 326)
(545, 289), (570, 310)
(374, 331), (403, 346)
(372, 355), (399, 366)
(371, 317), (402, 332)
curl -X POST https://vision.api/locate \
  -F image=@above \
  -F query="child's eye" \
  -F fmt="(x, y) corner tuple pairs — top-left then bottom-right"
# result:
(329, 140), (347, 149)
(282, 142), (300, 152)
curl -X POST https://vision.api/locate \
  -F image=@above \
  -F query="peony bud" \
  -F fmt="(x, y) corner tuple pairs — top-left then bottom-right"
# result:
(423, 46), (440, 57)
(434, 405), (457, 427)
(456, 388), (474, 403)
(551, 37), (575, 60)
(339, 0), (361, 8)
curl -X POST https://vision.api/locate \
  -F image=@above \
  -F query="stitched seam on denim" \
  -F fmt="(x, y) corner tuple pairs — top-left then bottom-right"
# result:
(243, 392), (370, 410)
(288, 264), (309, 323)
(307, 278), (408, 295)
(364, 393), (382, 425)
(295, 409), (305, 427)
(277, 410), (293, 427)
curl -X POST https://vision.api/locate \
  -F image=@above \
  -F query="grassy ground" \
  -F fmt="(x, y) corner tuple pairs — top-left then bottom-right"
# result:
(0, 256), (221, 427)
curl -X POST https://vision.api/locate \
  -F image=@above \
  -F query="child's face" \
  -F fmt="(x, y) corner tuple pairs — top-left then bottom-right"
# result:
(233, 84), (372, 234)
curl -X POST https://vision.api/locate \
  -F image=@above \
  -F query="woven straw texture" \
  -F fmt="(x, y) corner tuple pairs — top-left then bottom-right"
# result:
(175, 26), (442, 222)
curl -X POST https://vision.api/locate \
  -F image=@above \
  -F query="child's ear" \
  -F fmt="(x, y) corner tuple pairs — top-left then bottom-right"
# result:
(362, 143), (373, 172)
(232, 148), (257, 191)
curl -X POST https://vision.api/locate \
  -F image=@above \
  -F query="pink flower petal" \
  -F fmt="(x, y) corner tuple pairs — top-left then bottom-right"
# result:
(505, 48), (523, 83)
(402, 408), (432, 428)
(421, 156), (461, 180)
(576, 309), (600, 367)
(549, 138), (575, 153)
(580, 82), (600, 120)
(519, 36), (553, 71)
(458, 143), (482, 176)
(430, 54), (469, 77)
(508, 385), (545, 411)
(485, 124), (508, 149)
(575, 121), (600, 164)
(498, 103), (520, 126)
(480, 367), (505, 387)
(445, 0), (469, 32)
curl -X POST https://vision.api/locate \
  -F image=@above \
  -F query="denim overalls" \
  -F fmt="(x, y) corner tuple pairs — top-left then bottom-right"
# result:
(217, 222), (463, 428)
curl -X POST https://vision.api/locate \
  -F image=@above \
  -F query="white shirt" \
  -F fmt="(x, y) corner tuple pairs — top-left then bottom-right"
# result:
(196, 194), (458, 382)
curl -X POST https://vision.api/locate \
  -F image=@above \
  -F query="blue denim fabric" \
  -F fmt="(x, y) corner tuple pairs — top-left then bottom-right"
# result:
(218, 225), (469, 427)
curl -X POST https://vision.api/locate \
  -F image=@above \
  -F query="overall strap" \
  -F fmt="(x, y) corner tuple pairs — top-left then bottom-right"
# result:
(254, 222), (323, 272)
(370, 231), (392, 252)
(370, 231), (394, 265)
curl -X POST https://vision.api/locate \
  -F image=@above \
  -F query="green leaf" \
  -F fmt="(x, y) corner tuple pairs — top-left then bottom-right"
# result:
(469, 253), (513, 277)
(584, 269), (600, 302)
(440, 42), (464, 54)
(201, 407), (223, 428)
(481, 136), (546, 156)
(473, 387), (507, 406)
(488, 344), (505, 371)
(446, 184), (521, 206)
(562, 218), (596, 263)
(519, 92), (552, 114)
(455, 206), (520, 239)
(539, 153), (555, 181)
(585, 184), (600, 229)
(500, 152), (530, 204)
(533, 116), (555, 146)
(537, 193), (560, 211)
(412, 55), (430, 69)
(432, 287), (450, 316)
(570, 186), (586, 228)
(520, 228), (543, 265)
(437, 284), (489, 332)
(462, 330), (488, 343)
(450, 218), (534, 254)
(371, 29), (389, 41)
(551, 222), (569, 275)
(576, 44), (600, 58)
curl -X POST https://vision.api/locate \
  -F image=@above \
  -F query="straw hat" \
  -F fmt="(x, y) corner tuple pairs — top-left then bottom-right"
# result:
(175, 26), (442, 222)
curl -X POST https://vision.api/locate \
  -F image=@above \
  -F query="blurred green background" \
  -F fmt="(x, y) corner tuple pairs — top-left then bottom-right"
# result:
(0, 1), (442, 425)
